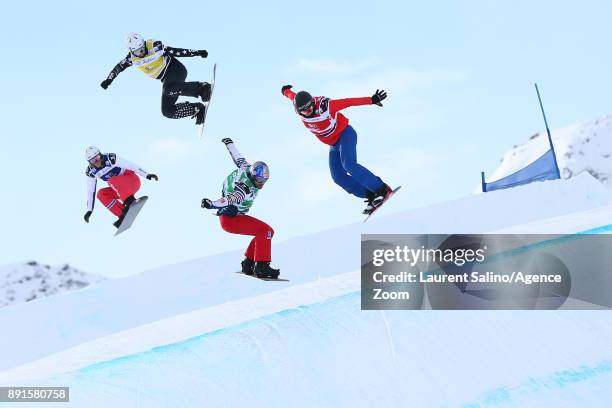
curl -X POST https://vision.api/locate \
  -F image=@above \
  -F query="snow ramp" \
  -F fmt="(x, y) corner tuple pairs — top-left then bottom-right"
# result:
(2, 173), (612, 407)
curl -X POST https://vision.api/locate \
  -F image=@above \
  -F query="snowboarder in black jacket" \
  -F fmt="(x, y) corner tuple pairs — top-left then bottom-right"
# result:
(101, 32), (211, 125)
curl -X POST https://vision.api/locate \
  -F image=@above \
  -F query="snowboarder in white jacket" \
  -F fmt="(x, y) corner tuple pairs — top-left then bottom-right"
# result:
(84, 146), (158, 228)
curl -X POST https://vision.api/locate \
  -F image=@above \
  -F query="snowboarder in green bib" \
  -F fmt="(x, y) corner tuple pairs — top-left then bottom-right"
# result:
(201, 138), (280, 279)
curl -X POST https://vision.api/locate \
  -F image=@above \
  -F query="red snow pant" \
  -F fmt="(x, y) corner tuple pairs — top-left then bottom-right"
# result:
(219, 215), (274, 262)
(97, 171), (141, 217)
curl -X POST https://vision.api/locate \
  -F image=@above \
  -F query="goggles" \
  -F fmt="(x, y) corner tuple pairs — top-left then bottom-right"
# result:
(88, 154), (102, 165)
(131, 44), (147, 57)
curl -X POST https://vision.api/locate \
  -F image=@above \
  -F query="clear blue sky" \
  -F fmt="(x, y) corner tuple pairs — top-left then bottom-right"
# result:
(1, 0), (611, 277)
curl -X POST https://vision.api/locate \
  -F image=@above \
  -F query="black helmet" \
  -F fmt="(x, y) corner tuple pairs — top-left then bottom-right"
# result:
(293, 91), (314, 113)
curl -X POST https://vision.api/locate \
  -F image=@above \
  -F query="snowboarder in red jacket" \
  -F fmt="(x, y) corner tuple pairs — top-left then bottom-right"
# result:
(282, 85), (392, 214)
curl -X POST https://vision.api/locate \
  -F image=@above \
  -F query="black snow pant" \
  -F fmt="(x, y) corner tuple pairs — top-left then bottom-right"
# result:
(160, 58), (202, 119)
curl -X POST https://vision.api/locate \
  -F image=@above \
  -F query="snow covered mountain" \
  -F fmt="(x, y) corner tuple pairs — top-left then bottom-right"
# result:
(486, 113), (612, 187)
(0, 262), (106, 308)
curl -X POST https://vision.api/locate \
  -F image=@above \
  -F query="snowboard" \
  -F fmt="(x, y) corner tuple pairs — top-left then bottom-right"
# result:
(363, 186), (402, 223)
(198, 63), (217, 139)
(235, 271), (289, 282)
(114, 196), (149, 236)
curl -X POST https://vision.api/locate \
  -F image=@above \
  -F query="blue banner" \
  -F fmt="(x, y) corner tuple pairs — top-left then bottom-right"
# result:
(483, 149), (560, 192)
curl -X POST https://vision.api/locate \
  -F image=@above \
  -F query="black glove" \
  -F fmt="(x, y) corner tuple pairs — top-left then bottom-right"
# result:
(221, 138), (234, 145)
(371, 89), (387, 106)
(218, 205), (239, 217)
(146, 174), (158, 181)
(281, 85), (293, 95)
(201, 198), (214, 209)
(84, 211), (92, 223)
(198, 50), (208, 58)
(100, 79), (112, 90)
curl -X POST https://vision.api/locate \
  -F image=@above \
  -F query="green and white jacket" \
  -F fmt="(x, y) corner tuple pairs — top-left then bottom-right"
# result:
(211, 143), (260, 215)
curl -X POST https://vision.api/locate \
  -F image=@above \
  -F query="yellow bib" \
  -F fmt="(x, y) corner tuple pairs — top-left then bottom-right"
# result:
(131, 39), (168, 79)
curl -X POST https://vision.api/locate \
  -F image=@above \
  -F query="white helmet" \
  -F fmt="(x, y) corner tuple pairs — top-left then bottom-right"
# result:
(126, 32), (145, 52)
(85, 146), (101, 161)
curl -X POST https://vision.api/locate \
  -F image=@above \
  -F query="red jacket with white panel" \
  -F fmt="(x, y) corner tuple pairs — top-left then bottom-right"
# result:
(282, 88), (372, 146)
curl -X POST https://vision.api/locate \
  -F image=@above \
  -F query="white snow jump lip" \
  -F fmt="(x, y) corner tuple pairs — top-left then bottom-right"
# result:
(0, 271), (360, 383)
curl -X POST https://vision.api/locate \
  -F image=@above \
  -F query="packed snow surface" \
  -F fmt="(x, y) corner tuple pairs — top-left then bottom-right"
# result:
(2, 174), (612, 407)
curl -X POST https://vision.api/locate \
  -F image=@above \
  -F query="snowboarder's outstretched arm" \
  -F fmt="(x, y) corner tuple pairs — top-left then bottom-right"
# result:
(221, 138), (249, 169)
(114, 156), (150, 178)
(202, 181), (250, 209)
(202, 191), (244, 210)
(201, 139), (251, 211)
(328, 96), (375, 112)
(164, 45), (207, 58)
(281, 85), (387, 110)
(84, 175), (97, 222)
(328, 90), (387, 112)
(281, 85), (296, 101)
(101, 55), (132, 89)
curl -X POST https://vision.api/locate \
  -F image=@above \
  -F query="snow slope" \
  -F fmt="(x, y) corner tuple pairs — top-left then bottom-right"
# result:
(1, 173), (612, 407)
(486, 113), (612, 187)
(0, 173), (607, 372)
(11, 298), (612, 408)
(0, 262), (105, 308)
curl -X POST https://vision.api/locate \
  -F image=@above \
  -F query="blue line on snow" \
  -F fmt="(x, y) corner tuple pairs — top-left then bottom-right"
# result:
(461, 360), (612, 407)
(79, 291), (361, 373)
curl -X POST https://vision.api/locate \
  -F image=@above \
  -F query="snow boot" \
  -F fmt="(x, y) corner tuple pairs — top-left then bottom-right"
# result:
(120, 195), (136, 217)
(254, 262), (280, 279)
(192, 102), (205, 125)
(199, 82), (211, 102)
(123, 195), (136, 210)
(113, 214), (125, 229)
(362, 190), (377, 215)
(113, 195), (136, 228)
(364, 184), (392, 215)
(241, 258), (255, 276)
